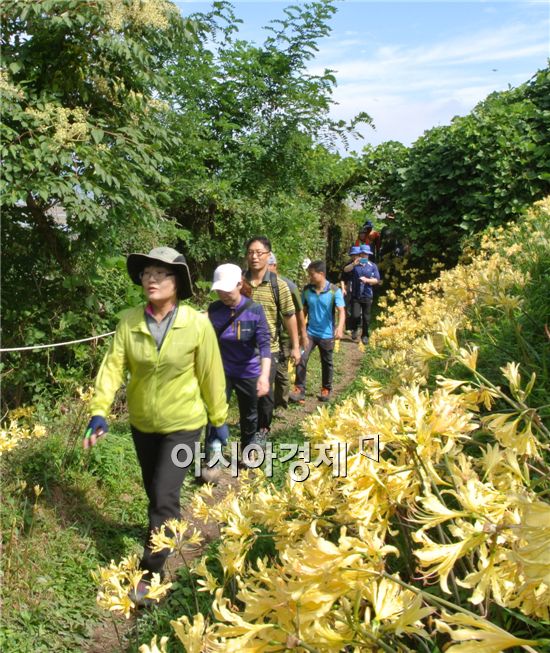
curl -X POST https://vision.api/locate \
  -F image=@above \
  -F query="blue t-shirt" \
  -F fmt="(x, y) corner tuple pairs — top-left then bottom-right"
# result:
(351, 261), (380, 300)
(302, 281), (345, 339)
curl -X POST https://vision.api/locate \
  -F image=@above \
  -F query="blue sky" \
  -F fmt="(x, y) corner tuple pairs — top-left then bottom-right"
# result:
(176, 1), (549, 151)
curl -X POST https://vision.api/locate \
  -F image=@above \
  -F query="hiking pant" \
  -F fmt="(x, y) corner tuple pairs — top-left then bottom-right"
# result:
(295, 336), (335, 392)
(206, 375), (258, 447)
(258, 351), (279, 432)
(352, 298), (373, 338)
(131, 425), (202, 579)
(274, 340), (291, 409)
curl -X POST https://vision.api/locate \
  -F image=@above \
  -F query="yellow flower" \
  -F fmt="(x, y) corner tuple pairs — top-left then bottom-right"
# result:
(457, 346), (478, 371)
(139, 635), (169, 653)
(416, 335), (442, 361)
(436, 612), (539, 652)
(171, 613), (207, 653)
(192, 557), (220, 594)
(150, 518), (203, 554)
(93, 555), (171, 618)
(512, 499), (550, 585)
(413, 531), (485, 594)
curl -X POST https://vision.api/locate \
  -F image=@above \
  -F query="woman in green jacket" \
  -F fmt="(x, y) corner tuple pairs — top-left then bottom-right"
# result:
(83, 247), (228, 603)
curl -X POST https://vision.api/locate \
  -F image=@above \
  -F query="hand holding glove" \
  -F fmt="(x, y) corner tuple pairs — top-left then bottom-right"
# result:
(83, 415), (109, 449)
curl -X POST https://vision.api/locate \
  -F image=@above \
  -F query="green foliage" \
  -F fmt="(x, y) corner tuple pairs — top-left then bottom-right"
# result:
(356, 67), (550, 266)
(158, 0), (369, 272)
(1, 0), (367, 408)
(0, 0), (191, 407)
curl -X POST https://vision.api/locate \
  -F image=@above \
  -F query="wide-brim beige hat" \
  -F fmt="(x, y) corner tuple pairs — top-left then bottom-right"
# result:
(127, 247), (193, 299)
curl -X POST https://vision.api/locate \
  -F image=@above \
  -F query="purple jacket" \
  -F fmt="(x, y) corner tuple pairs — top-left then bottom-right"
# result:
(207, 296), (271, 378)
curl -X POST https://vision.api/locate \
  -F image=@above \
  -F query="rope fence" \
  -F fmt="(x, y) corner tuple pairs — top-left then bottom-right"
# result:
(0, 331), (115, 353)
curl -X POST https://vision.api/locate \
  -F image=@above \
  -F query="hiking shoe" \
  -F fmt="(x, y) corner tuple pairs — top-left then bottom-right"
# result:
(200, 463), (222, 484)
(249, 428), (268, 449)
(289, 386), (305, 404)
(129, 580), (155, 608)
(200, 441), (223, 483)
(317, 388), (331, 402)
(361, 336), (369, 345)
(240, 429), (268, 469)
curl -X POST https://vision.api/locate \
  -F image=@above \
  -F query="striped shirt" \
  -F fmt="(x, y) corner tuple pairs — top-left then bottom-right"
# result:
(245, 270), (295, 352)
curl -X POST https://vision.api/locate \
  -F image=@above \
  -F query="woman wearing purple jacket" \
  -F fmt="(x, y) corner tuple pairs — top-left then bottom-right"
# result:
(205, 264), (271, 471)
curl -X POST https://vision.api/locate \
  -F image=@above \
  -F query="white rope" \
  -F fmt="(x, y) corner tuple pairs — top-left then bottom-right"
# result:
(0, 331), (115, 353)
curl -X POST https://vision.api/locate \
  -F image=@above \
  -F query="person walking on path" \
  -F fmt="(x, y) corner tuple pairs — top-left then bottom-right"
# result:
(355, 220), (381, 261)
(343, 244), (381, 345)
(341, 245), (360, 333)
(244, 237), (301, 443)
(289, 260), (345, 404)
(267, 253), (308, 411)
(83, 247), (228, 604)
(205, 263), (271, 477)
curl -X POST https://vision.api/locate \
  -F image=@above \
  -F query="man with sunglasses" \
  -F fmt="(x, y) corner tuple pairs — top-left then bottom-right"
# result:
(244, 236), (301, 444)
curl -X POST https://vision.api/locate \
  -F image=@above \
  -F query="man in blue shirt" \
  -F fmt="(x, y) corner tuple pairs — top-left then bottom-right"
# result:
(343, 244), (381, 344)
(289, 260), (345, 403)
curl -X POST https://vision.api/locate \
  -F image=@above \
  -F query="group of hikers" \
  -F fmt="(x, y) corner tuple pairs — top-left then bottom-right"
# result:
(81, 223), (387, 604)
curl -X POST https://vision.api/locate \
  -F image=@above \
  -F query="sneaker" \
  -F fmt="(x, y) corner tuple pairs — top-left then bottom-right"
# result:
(289, 386), (305, 404)
(361, 336), (369, 345)
(351, 331), (359, 342)
(317, 388), (331, 402)
(129, 580), (155, 608)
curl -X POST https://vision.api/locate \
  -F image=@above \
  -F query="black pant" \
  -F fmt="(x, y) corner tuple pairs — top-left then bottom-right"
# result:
(352, 298), (373, 337)
(295, 336), (334, 391)
(131, 425), (202, 578)
(207, 375), (258, 447)
(258, 351), (279, 432)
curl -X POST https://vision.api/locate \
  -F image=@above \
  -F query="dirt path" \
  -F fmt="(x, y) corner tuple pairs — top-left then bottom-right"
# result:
(86, 336), (365, 652)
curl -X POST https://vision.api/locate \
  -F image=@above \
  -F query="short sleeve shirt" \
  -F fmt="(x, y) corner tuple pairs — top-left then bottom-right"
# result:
(302, 281), (345, 339)
(245, 270), (295, 352)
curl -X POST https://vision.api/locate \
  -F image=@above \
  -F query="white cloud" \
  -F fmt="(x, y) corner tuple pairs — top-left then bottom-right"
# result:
(312, 20), (549, 150)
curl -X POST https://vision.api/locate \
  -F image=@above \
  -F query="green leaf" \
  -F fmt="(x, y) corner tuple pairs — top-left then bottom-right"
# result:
(91, 128), (104, 144)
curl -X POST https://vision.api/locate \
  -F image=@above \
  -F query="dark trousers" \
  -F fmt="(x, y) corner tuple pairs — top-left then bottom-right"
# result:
(206, 375), (258, 447)
(295, 335), (334, 391)
(274, 340), (291, 409)
(352, 298), (373, 337)
(131, 425), (202, 578)
(258, 351), (279, 432)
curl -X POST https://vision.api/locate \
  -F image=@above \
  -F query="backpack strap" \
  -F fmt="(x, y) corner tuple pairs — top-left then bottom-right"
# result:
(212, 299), (253, 339)
(269, 272), (284, 340)
(302, 284), (314, 310)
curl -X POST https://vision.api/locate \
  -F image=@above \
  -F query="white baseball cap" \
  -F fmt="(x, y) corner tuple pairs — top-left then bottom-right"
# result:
(211, 263), (243, 292)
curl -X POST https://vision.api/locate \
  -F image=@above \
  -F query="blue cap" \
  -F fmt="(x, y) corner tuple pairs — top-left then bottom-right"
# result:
(363, 220), (373, 229)
(349, 245), (361, 255)
(359, 244), (372, 255)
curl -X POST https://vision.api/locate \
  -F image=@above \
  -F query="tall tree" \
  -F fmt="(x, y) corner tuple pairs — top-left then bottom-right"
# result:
(1, 0), (190, 404)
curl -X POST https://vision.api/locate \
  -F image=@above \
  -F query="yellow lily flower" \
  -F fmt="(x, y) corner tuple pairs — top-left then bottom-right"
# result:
(436, 612), (539, 652)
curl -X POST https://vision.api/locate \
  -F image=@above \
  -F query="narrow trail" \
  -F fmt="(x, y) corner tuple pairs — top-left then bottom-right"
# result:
(86, 336), (365, 652)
